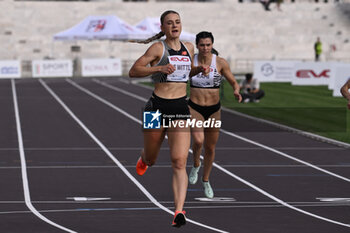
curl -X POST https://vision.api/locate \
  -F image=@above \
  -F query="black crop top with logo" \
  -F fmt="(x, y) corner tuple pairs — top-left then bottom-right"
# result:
(151, 41), (192, 83)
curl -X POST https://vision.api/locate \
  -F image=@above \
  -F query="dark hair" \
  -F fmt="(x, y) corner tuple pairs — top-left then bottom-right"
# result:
(130, 10), (179, 44)
(245, 73), (253, 81)
(195, 31), (214, 45)
(211, 48), (219, 56)
(195, 31), (218, 55)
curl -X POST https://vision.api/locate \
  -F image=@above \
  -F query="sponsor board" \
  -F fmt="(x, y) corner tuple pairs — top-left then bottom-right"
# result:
(32, 60), (73, 78)
(254, 61), (297, 82)
(0, 60), (21, 78)
(292, 62), (334, 86)
(332, 65), (350, 97)
(82, 58), (122, 77)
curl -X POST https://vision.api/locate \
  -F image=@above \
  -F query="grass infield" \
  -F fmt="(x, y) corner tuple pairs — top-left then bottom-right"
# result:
(221, 81), (350, 144)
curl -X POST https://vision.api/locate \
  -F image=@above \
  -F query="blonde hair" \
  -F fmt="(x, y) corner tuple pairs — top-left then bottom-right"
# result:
(129, 10), (179, 44)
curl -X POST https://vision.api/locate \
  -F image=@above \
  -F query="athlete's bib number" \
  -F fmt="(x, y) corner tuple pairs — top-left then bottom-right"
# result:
(191, 67), (214, 87)
(167, 55), (191, 82)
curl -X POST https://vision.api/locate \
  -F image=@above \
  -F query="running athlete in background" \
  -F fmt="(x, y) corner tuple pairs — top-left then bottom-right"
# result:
(188, 31), (242, 198)
(341, 78), (350, 109)
(129, 10), (207, 228)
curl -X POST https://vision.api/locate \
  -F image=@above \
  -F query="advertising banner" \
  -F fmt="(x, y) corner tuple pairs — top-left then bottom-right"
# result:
(82, 58), (122, 77)
(332, 65), (350, 97)
(328, 63), (348, 90)
(32, 60), (73, 78)
(0, 60), (21, 78)
(292, 62), (334, 86)
(254, 61), (298, 82)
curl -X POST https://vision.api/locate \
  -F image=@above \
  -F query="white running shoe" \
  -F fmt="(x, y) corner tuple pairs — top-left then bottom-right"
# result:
(188, 162), (201, 185)
(202, 180), (214, 199)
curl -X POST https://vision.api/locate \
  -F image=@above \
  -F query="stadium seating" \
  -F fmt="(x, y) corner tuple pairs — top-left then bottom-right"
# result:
(0, 0), (349, 74)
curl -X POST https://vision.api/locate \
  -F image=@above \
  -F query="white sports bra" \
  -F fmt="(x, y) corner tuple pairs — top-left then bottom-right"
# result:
(190, 54), (223, 88)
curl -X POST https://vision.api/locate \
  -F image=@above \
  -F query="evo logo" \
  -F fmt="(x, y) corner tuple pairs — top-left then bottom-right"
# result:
(169, 57), (190, 62)
(296, 70), (330, 78)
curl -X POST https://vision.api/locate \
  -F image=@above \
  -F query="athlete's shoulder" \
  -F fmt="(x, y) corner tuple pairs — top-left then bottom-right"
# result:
(148, 41), (164, 51)
(144, 41), (164, 58)
(183, 41), (194, 51)
(216, 56), (229, 67)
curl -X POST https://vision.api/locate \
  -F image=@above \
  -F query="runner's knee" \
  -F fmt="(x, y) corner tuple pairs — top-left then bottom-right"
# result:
(171, 157), (187, 170)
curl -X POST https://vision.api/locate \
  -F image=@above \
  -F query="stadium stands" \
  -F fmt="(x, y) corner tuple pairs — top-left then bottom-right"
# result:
(1, 0), (349, 74)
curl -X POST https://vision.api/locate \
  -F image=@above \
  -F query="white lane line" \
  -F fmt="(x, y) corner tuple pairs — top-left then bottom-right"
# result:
(220, 129), (350, 183)
(92, 79), (350, 228)
(41, 79), (228, 233)
(0, 147), (144, 151)
(11, 79), (77, 233)
(93, 78), (148, 102)
(0, 202), (347, 216)
(317, 198), (350, 202)
(1, 200), (348, 205)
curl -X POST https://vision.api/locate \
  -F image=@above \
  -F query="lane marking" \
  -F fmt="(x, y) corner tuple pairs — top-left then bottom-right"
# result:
(11, 79), (77, 233)
(93, 78), (148, 102)
(1, 202), (348, 216)
(195, 197), (236, 202)
(0, 200), (348, 205)
(41, 79), (229, 233)
(66, 197), (111, 202)
(91, 78), (350, 228)
(317, 198), (350, 202)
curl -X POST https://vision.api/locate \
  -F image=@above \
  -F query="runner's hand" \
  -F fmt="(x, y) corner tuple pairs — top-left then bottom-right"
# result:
(160, 64), (176, 74)
(234, 90), (242, 103)
(200, 65), (210, 76)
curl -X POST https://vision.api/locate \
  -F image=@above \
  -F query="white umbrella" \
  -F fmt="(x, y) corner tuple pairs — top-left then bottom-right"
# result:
(53, 15), (151, 41)
(135, 17), (196, 42)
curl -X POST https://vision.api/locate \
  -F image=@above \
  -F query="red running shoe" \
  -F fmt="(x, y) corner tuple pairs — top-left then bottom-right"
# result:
(172, 210), (186, 228)
(136, 157), (148, 176)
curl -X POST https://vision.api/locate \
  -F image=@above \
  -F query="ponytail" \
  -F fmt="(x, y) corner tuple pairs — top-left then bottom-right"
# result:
(129, 10), (178, 44)
(128, 31), (165, 44)
(211, 48), (219, 55)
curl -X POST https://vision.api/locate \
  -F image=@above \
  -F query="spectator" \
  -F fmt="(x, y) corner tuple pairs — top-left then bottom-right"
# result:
(340, 78), (350, 109)
(240, 73), (265, 103)
(259, 0), (271, 11)
(276, 0), (282, 11)
(314, 37), (322, 61)
(260, 0), (283, 12)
